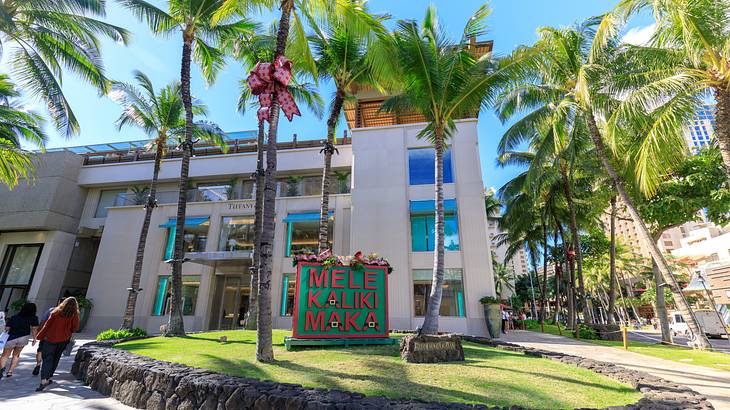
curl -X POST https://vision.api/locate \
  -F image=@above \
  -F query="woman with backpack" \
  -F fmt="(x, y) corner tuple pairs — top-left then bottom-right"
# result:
(33, 297), (79, 391)
(0, 302), (39, 378)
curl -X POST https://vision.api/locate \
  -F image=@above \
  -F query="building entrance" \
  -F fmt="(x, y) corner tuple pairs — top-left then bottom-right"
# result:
(211, 273), (251, 330)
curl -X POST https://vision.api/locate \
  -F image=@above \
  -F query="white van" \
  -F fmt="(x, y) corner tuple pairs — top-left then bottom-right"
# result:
(669, 310), (727, 339)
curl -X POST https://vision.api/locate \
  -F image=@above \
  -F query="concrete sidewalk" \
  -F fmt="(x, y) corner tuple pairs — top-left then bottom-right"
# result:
(0, 338), (131, 410)
(501, 330), (730, 410)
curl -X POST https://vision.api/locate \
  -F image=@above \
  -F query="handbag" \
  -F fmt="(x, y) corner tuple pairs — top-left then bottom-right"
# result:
(63, 337), (76, 356)
(0, 332), (9, 350)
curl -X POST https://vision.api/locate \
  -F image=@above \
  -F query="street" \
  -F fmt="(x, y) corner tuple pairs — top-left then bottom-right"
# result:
(627, 329), (730, 353)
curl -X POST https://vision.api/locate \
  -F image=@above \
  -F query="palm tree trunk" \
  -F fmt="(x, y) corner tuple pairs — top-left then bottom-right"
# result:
(608, 195), (617, 324)
(713, 88), (730, 181)
(652, 260), (672, 343)
(317, 90), (345, 253)
(421, 130), (445, 335)
(557, 223), (576, 329)
(586, 114), (711, 349)
(527, 246), (539, 319)
(245, 120), (266, 330)
(539, 219), (548, 325)
(121, 136), (165, 330)
(552, 225), (561, 325)
(256, 0), (294, 362)
(166, 35), (195, 337)
(559, 164), (591, 323)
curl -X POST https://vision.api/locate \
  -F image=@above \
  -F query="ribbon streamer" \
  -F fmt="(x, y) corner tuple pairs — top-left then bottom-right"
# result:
(247, 56), (301, 123)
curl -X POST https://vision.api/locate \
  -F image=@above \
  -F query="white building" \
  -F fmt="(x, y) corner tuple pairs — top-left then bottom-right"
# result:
(0, 96), (496, 337)
(685, 104), (716, 152)
(487, 217), (529, 298)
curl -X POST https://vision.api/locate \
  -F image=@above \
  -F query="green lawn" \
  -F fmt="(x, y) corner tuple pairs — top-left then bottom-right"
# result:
(524, 323), (730, 372)
(117, 330), (640, 409)
(590, 339), (730, 372)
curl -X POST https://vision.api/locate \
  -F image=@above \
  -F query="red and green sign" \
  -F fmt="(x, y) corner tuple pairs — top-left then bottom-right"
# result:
(292, 262), (389, 339)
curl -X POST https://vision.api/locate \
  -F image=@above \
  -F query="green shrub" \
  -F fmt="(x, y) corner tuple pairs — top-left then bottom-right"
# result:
(479, 296), (501, 305)
(96, 328), (147, 341)
(9, 298), (28, 313)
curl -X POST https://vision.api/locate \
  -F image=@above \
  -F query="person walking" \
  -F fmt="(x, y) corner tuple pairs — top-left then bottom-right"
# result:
(501, 305), (509, 335)
(32, 303), (56, 376)
(0, 302), (39, 378)
(34, 297), (80, 391)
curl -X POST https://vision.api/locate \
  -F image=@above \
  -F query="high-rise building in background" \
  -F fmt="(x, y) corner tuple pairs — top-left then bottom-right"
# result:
(686, 104), (716, 151)
(487, 217), (529, 299)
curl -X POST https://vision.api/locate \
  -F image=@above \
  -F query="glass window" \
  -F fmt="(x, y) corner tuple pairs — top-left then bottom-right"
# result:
(219, 216), (255, 251)
(0, 244), (43, 312)
(278, 176), (322, 197)
(410, 213), (459, 251)
(241, 180), (255, 199)
(280, 273), (296, 316)
(413, 268), (465, 317)
(164, 223), (209, 260)
(95, 189), (126, 217)
(193, 182), (233, 202)
(408, 147), (454, 185)
(152, 275), (200, 316)
(285, 219), (333, 257)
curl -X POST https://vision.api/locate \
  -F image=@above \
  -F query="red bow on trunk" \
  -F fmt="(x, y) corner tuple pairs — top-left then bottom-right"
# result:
(247, 56), (301, 123)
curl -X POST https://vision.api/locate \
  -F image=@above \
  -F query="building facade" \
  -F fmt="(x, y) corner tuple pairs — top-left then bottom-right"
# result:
(0, 119), (495, 336)
(487, 217), (529, 299)
(685, 104), (716, 152)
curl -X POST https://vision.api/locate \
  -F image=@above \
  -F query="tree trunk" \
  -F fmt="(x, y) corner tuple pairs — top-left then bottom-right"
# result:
(167, 35), (195, 337)
(653, 260), (672, 343)
(539, 219), (548, 324)
(557, 223), (576, 329)
(608, 195), (617, 324)
(713, 88), (730, 181)
(552, 225), (561, 325)
(256, 0), (293, 362)
(527, 246), (539, 319)
(121, 135), (165, 330)
(317, 90), (345, 253)
(586, 114), (711, 349)
(559, 165), (591, 323)
(245, 120), (265, 331)
(421, 129), (445, 335)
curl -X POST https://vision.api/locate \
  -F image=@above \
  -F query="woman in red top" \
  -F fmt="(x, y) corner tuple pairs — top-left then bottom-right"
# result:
(33, 297), (80, 391)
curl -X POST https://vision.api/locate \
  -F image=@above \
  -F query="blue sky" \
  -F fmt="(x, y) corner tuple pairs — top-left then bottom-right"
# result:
(9, 0), (651, 191)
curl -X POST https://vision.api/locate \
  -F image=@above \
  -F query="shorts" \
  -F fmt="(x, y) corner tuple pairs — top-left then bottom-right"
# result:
(4, 336), (29, 349)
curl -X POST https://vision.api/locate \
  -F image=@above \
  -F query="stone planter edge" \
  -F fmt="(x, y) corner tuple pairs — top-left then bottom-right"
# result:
(71, 335), (713, 410)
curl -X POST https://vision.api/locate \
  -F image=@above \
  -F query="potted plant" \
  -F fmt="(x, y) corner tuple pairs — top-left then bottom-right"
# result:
(75, 296), (94, 331)
(8, 298), (28, 314)
(480, 296), (502, 339)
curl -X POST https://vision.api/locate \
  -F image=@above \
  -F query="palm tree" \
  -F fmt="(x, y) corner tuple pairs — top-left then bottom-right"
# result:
(484, 188), (502, 221)
(505, 19), (713, 348)
(0, 75), (47, 188)
(236, 22), (324, 330)
(300, 1), (390, 254)
(120, 0), (255, 336)
(382, 3), (505, 335)
(491, 252), (515, 299)
(595, 0), (730, 182)
(113, 71), (224, 330)
(0, 0), (128, 136)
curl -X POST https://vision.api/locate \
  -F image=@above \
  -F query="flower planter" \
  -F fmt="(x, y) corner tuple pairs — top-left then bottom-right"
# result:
(483, 303), (502, 339)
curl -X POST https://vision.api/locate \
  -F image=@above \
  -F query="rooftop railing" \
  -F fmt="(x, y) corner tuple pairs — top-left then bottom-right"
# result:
(46, 130), (351, 166)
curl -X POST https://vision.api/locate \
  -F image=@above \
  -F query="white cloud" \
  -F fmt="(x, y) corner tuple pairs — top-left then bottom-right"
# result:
(621, 24), (656, 46)
(108, 89), (126, 103)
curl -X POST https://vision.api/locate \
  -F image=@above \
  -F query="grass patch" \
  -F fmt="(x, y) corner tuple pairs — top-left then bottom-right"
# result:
(589, 339), (730, 372)
(524, 324), (730, 372)
(117, 330), (640, 409)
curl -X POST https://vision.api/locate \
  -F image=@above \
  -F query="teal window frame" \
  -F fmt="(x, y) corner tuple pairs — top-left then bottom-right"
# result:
(151, 275), (200, 316)
(410, 213), (459, 251)
(412, 268), (465, 317)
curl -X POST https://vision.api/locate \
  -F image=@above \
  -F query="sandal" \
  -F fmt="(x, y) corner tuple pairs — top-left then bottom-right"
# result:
(5, 372), (11, 378)
(32, 365), (40, 376)
(35, 381), (51, 392)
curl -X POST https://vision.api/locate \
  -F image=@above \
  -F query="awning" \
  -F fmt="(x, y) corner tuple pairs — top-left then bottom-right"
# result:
(283, 211), (333, 223)
(410, 199), (457, 213)
(158, 216), (210, 228)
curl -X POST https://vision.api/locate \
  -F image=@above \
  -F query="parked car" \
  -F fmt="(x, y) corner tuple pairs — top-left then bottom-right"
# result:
(669, 310), (727, 339)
